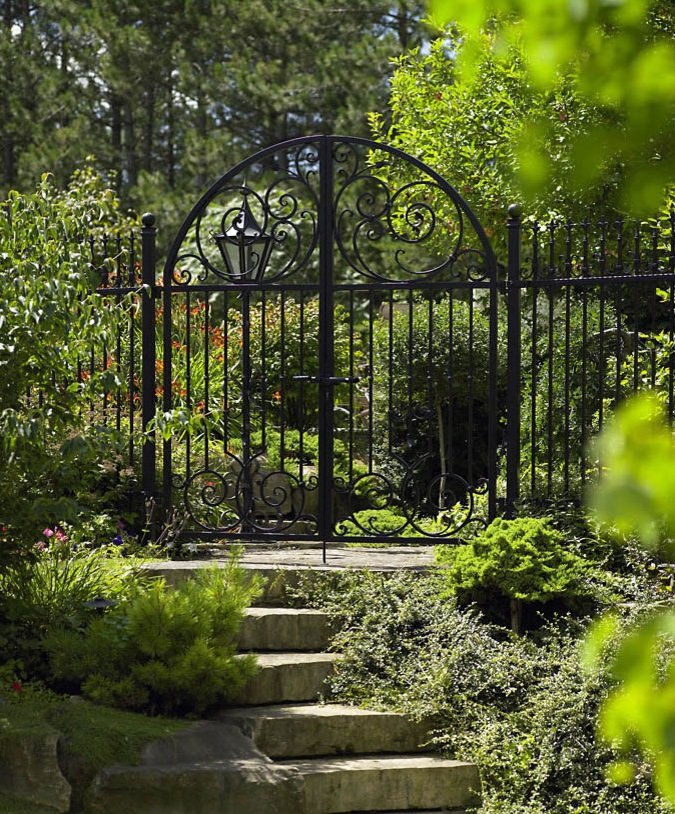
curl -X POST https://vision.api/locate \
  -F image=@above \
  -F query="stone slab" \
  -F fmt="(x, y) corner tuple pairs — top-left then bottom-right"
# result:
(238, 607), (332, 651)
(0, 731), (71, 813)
(86, 720), (304, 814)
(142, 546), (442, 603)
(281, 753), (481, 814)
(234, 653), (339, 705)
(217, 703), (431, 758)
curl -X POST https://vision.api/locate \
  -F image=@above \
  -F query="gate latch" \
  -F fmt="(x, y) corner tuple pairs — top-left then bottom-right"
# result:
(292, 375), (361, 385)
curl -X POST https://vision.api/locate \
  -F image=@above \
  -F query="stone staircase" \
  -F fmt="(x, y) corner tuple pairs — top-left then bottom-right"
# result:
(218, 600), (481, 814)
(85, 561), (481, 814)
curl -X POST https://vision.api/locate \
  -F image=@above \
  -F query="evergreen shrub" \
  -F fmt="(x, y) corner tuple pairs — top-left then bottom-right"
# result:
(45, 558), (261, 716)
(437, 516), (615, 632)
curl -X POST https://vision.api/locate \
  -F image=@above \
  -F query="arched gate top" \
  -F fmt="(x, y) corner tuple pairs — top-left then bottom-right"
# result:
(164, 135), (497, 288)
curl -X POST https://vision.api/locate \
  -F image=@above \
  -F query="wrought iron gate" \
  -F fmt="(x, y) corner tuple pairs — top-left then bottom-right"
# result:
(158, 136), (498, 548)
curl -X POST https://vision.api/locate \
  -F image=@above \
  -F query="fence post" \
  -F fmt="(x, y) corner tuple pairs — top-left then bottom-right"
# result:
(140, 213), (157, 535)
(506, 204), (522, 517)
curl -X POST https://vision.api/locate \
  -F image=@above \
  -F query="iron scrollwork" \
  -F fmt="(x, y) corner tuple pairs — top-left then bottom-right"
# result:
(169, 142), (322, 287)
(163, 136), (497, 542)
(332, 140), (491, 283)
(178, 452), (319, 535)
(333, 458), (488, 541)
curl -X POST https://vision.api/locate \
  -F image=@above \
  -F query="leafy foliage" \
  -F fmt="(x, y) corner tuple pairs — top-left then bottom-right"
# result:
(0, 0), (427, 238)
(292, 569), (672, 814)
(371, 32), (609, 254)
(0, 529), (142, 679)
(585, 393), (675, 803)
(428, 0), (675, 214)
(0, 166), (136, 540)
(45, 559), (262, 716)
(590, 394), (675, 552)
(437, 516), (613, 632)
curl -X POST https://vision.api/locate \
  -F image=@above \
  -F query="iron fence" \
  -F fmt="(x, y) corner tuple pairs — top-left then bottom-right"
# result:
(75, 174), (675, 542)
(506, 208), (675, 509)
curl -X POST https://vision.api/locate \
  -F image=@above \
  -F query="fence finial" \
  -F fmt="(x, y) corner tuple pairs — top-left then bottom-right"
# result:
(141, 212), (156, 228)
(508, 203), (522, 220)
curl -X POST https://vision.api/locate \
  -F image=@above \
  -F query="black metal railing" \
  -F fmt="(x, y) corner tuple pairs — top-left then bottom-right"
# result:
(70, 169), (675, 542)
(505, 209), (675, 509)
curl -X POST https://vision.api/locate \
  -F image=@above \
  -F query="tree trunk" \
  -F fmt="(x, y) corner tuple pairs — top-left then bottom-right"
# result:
(510, 597), (523, 635)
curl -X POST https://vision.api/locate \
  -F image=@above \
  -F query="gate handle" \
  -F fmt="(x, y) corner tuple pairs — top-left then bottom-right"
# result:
(292, 375), (361, 385)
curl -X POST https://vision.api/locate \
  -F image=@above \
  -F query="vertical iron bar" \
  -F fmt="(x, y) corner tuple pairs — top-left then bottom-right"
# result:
(467, 289), (475, 486)
(223, 290), (230, 453)
(371, 291), (379, 470)
(162, 229), (173, 526)
(115, 234), (122, 435)
(279, 293), (286, 470)
(298, 293), (306, 483)
(614, 219), (624, 407)
(318, 136), (335, 558)
(546, 221), (556, 497)
(241, 287), (253, 531)
(650, 226), (659, 389)
(632, 222), (641, 393)
(185, 291), (192, 482)
(140, 213), (157, 536)
(204, 296), (210, 469)
(427, 296), (434, 458)
(580, 220), (589, 488)
(669, 207), (675, 422)
(260, 292), (267, 450)
(348, 289), (356, 485)
(128, 231), (136, 469)
(385, 290), (393, 462)
(506, 204), (522, 518)
(563, 219), (573, 493)
(530, 222), (539, 498)
(598, 221), (607, 431)
(447, 291), (455, 481)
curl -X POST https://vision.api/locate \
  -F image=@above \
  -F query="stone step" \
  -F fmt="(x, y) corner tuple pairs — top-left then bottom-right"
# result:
(238, 607), (332, 651)
(216, 703), (431, 758)
(278, 753), (481, 814)
(86, 721), (304, 814)
(235, 652), (339, 705)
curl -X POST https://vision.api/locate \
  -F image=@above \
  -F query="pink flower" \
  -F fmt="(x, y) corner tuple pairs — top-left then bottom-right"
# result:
(43, 528), (54, 538)
(54, 529), (67, 542)
(35, 541), (46, 551)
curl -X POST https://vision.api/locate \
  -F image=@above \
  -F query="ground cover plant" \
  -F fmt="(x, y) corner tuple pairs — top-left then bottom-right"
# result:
(292, 526), (673, 813)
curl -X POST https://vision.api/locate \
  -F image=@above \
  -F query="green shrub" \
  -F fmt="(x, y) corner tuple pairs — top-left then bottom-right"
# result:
(293, 569), (672, 814)
(0, 166), (137, 541)
(0, 529), (141, 677)
(45, 558), (262, 716)
(436, 516), (613, 632)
